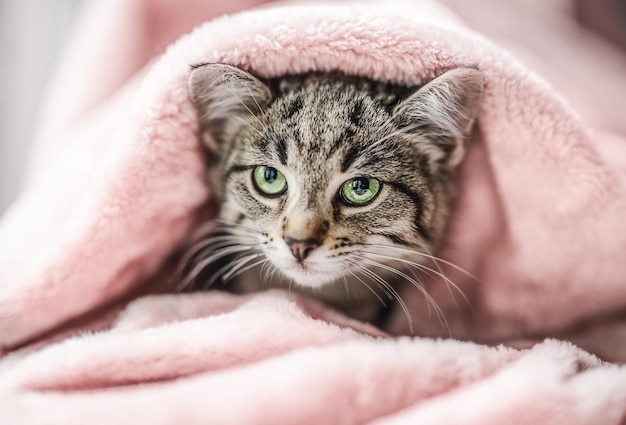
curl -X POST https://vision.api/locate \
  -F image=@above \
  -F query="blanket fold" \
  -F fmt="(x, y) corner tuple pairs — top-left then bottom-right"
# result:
(1, 0), (625, 423)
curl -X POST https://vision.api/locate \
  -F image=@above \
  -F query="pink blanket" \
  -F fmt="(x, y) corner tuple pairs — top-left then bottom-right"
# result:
(1, 0), (626, 423)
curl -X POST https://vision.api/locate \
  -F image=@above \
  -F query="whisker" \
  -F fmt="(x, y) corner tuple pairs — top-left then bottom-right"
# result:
(179, 245), (257, 290)
(367, 243), (479, 282)
(340, 274), (349, 299)
(208, 221), (258, 233)
(346, 259), (414, 334)
(219, 256), (266, 285)
(205, 250), (262, 287)
(180, 222), (259, 262)
(177, 239), (261, 282)
(220, 253), (262, 281)
(419, 247), (459, 308)
(199, 244), (261, 265)
(359, 248), (469, 307)
(185, 238), (258, 260)
(260, 258), (273, 277)
(356, 255), (449, 335)
(344, 267), (387, 307)
(175, 218), (266, 288)
(264, 260), (279, 283)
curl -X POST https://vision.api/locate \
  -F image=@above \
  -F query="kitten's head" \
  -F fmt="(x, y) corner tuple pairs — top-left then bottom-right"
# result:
(187, 64), (482, 291)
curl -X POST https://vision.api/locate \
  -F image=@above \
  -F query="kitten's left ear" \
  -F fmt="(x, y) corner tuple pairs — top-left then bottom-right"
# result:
(188, 63), (273, 152)
(394, 68), (484, 169)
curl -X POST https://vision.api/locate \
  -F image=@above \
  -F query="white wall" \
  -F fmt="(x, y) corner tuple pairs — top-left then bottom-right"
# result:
(0, 0), (80, 214)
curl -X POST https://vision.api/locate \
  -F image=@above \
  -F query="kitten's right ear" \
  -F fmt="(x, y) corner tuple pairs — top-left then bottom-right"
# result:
(393, 68), (483, 170)
(188, 63), (272, 151)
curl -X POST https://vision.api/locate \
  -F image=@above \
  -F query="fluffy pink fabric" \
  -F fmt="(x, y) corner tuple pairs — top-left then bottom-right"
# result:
(1, 0), (625, 423)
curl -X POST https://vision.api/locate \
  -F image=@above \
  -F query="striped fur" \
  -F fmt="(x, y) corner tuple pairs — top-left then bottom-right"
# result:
(186, 64), (483, 322)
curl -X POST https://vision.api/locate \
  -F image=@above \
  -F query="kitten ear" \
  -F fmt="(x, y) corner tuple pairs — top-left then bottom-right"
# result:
(393, 68), (484, 169)
(188, 63), (272, 151)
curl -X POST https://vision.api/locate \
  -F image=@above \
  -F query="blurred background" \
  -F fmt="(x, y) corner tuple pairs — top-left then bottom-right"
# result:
(0, 0), (624, 215)
(0, 0), (81, 214)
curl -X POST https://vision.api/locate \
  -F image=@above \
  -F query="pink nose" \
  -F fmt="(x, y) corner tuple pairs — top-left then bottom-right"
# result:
(284, 236), (320, 262)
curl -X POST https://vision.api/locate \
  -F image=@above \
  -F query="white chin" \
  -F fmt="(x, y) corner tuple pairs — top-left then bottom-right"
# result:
(279, 263), (340, 289)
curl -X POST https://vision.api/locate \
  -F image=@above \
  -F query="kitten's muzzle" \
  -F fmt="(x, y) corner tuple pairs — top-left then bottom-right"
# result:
(284, 236), (320, 262)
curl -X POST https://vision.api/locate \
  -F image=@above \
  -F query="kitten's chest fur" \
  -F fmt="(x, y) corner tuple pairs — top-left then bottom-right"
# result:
(186, 64), (483, 327)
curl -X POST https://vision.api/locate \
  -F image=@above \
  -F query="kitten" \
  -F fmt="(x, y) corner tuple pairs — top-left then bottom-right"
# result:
(184, 63), (483, 325)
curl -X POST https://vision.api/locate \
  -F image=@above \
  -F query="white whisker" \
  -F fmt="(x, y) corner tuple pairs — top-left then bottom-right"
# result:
(367, 243), (479, 282)
(220, 256), (267, 285)
(346, 259), (414, 334)
(180, 245), (255, 290)
(201, 251), (262, 289)
(173, 215), (270, 289)
(345, 267), (387, 307)
(356, 255), (449, 335)
(212, 219), (260, 234)
(359, 248), (469, 307)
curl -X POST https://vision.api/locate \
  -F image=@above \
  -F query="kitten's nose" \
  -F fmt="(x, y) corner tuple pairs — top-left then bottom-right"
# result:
(284, 236), (320, 262)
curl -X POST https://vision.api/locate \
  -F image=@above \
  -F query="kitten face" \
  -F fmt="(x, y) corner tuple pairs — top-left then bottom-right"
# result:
(187, 64), (483, 302)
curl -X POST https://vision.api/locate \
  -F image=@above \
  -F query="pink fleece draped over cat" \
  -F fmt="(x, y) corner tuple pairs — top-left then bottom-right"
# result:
(1, 0), (625, 423)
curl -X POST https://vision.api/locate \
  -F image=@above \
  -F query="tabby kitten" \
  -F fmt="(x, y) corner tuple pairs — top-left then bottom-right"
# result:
(185, 63), (483, 324)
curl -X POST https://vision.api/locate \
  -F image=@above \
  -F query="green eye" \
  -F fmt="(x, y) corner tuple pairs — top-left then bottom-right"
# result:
(252, 166), (287, 197)
(339, 177), (381, 206)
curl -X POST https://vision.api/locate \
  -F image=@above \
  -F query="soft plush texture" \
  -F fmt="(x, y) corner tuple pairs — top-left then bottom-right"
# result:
(1, 0), (625, 423)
